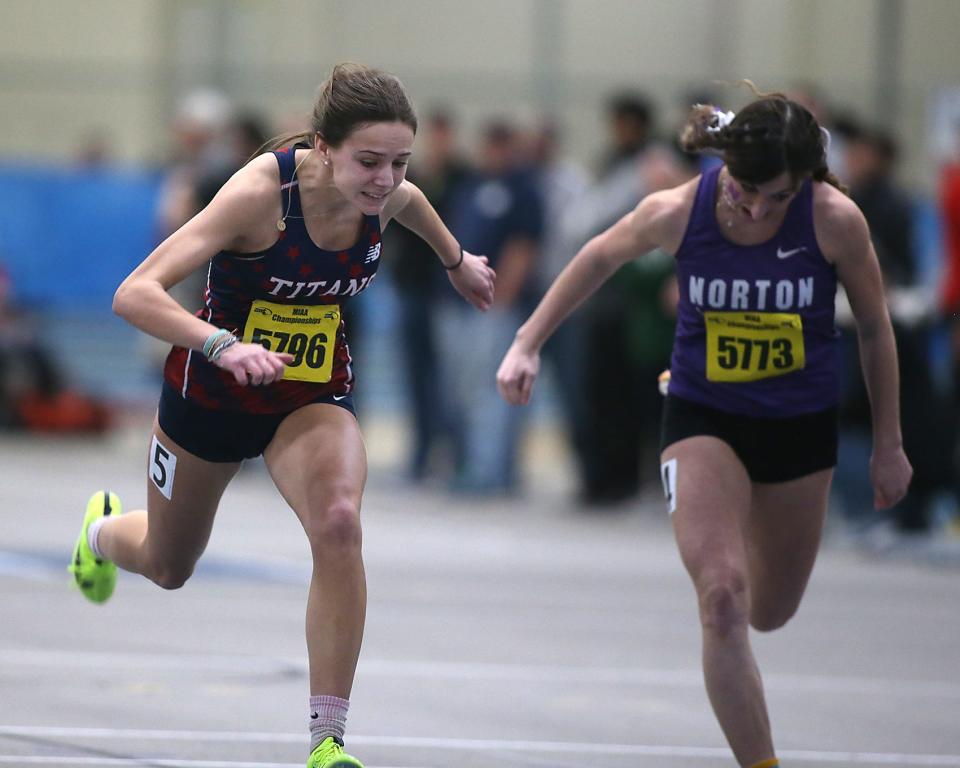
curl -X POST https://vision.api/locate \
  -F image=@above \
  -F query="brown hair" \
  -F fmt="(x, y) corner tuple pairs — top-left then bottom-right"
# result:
(259, 63), (417, 155)
(679, 82), (847, 194)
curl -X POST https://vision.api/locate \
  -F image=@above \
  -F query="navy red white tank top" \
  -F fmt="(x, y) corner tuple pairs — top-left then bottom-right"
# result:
(164, 146), (382, 413)
(667, 165), (839, 417)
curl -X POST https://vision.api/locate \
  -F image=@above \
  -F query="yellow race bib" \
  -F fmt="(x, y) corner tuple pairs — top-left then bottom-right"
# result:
(704, 311), (805, 383)
(242, 300), (340, 383)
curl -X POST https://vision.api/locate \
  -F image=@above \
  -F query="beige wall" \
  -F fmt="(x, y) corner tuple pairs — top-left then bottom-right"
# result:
(1, 0), (958, 190)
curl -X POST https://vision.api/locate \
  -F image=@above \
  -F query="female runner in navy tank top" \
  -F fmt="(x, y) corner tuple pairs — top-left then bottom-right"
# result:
(497, 89), (911, 768)
(68, 64), (495, 768)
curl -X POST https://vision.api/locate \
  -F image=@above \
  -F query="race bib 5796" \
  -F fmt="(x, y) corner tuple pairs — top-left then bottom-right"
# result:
(242, 300), (340, 383)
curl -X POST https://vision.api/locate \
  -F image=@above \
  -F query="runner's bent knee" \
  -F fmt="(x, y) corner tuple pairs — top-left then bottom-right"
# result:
(142, 417), (238, 581)
(697, 568), (750, 635)
(140, 515), (207, 590)
(303, 497), (362, 555)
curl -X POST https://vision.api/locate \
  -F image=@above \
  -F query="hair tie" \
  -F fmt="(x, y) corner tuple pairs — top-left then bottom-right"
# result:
(442, 246), (464, 271)
(706, 109), (736, 134)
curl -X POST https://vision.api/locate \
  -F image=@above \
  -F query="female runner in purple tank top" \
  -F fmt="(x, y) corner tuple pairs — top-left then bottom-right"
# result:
(497, 86), (912, 768)
(68, 64), (495, 768)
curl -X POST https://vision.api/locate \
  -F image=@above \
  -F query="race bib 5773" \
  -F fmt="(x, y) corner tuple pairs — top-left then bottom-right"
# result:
(704, 311), (804, 383)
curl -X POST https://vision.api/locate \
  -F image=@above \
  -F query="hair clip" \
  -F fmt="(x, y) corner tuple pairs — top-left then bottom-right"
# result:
(706, 109), (736, 134)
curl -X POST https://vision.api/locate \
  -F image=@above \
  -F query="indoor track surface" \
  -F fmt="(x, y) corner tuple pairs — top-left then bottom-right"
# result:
(2, 424), (958, 768)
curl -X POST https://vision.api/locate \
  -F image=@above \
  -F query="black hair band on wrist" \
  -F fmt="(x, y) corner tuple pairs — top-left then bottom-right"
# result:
(442, 246), (464, 271)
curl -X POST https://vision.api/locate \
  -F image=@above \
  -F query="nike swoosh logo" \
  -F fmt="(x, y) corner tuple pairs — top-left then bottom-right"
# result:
(332, 394), (347, 401)
(776, 246), (807, 259)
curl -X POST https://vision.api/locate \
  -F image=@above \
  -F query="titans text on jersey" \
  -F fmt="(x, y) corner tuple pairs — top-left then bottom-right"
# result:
(267, 274), (377, 298)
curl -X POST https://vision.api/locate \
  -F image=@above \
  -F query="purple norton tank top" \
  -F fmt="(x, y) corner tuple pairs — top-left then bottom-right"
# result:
(667, 165), (839, 417)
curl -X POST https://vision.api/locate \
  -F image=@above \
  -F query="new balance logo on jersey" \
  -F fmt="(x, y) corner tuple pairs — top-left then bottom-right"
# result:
(365, 243), (381, 264)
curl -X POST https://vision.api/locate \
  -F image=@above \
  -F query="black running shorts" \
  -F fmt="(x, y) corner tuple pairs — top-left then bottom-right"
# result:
(158, 382), (356, 463)
(660, 394), (838, 483)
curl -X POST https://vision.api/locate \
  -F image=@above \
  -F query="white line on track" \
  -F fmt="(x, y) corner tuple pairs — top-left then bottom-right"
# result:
(0, 760), (300, 767)
(0, 760), (424, 768)
(4, 648), (960, 699)
(2, 726), (960, 766)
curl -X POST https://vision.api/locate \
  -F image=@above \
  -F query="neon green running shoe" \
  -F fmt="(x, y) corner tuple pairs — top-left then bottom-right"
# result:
(306, 737), (363, 768)
(68, 490), (121, 604)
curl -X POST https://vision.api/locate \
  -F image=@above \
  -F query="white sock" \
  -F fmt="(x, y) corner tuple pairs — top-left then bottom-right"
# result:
(309, 695), (349, 751)
(87, 517), (108, 559)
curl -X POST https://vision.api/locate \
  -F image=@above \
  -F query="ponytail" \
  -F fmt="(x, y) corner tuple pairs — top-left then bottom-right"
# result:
(245, 130), (314, 165)
(679, 104), (729, 154)
(812, 165), (848, 195)
(678, 83), (847, 195)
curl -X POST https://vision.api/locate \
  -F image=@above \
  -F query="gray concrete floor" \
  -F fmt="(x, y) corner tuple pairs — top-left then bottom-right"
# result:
(1, 416), (959, 768)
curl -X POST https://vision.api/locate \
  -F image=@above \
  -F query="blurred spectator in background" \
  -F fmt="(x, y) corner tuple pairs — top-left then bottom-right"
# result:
(846, 128), (916, 284)
(563, 92), (682, 506)
(440, 120), (543, 495)
(0, 263), (108, 433)
(836, 125), (956, 535)
(942, 122), (960, 382)
(939, 121), (960, 512)
(386, 109), (472, 482)
(525, 119), (591, 489)
(788, 82), (850, 182)
(193, 112), (271, 210)
(156, 88), (235, 314)
(617, 149), (700, 494)
(597, 93), (653, 176)
(140, 89), (236, 375)
(73, 129), (112, 170)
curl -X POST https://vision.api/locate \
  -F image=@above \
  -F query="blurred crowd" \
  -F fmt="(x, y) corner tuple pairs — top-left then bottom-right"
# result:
(0, 264), (109, 433)
(2, 83), (959, 542)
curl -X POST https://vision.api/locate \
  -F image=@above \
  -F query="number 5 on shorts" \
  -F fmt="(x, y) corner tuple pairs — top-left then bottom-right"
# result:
(150, 435), (177, 500)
